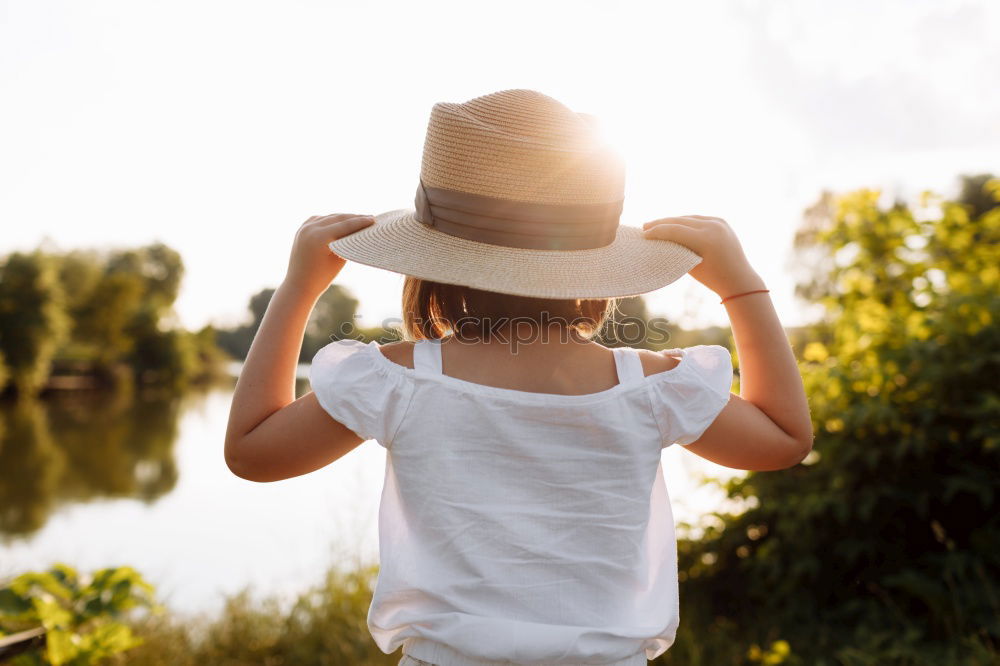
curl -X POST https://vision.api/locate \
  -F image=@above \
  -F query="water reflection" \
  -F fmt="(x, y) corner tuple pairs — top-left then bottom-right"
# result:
(0, 386), (194, 538)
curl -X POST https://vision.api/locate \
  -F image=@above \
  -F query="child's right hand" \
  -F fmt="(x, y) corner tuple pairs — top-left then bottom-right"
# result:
(642, 215), (765, 298)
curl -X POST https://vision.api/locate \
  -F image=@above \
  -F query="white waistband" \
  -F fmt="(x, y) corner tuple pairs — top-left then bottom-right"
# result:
(404, 638), (647, 666)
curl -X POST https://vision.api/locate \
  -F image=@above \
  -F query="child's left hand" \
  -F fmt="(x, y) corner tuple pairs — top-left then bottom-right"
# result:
(283, 213), (375, 296)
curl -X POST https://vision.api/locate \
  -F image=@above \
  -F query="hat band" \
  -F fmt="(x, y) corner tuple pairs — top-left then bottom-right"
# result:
(414, 180), (622, 250)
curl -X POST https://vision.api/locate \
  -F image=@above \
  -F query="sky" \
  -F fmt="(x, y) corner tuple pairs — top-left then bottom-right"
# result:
(2, 0), (998, 333)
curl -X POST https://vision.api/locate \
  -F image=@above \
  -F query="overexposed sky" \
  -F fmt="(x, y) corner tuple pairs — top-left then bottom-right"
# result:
(2, 0), (998, 332)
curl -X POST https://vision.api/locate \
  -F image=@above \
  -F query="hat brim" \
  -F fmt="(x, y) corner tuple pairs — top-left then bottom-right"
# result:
(327, 209), (701, 300)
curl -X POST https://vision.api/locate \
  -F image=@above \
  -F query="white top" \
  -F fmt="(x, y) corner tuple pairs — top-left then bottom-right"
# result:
(309, 337), (733, 666)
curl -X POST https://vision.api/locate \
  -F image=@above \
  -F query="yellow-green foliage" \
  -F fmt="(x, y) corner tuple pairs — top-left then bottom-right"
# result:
(0, 564), (160, 666)
(673, 176), (1000, 665)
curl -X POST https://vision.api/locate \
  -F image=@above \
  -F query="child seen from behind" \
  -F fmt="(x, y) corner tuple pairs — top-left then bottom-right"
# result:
(225, 89), (813, 666)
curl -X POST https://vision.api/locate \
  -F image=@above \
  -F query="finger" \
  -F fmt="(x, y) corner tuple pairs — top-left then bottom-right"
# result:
(642, 216), (702, 231)
(319, 214), (375, 226)
(643, 222), (702, 250)
(315, 217), (369, 236)
(327, 216), (376, 237)
(315, 213), (366, 224)
(642, 216), (703, 231)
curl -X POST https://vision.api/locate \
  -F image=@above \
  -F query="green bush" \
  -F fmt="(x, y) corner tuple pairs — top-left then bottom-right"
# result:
(672, 178), (1000, 665)
(0, 564), (160, 665)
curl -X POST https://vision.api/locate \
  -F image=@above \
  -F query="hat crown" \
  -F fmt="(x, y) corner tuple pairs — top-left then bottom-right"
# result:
(451, 89), (593, 146)
(419, 89), (624, 206)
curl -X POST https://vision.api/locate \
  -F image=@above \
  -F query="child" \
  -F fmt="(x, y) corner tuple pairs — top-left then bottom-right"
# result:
(225, 89), (812, 666)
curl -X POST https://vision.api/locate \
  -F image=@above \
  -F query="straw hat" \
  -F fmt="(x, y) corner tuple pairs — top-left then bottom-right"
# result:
(328, 88), (700, 299)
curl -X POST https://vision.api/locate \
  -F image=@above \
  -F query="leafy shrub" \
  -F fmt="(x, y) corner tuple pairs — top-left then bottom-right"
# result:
(672, 178), (1000, 665)
(0, 564), (160, 665)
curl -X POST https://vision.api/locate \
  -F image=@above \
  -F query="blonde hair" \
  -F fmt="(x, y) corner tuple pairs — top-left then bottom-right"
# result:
(401, 277), (616, 342)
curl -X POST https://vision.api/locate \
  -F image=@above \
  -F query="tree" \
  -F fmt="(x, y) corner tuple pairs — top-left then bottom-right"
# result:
(125, 309), (198, 389)
(959, 173), (1000, 219)
(668, 177), (1000, 664)
(74, 271), (145, 367)
(0, 349), (9, 394)
(215, 285), (361, 362)
(0, 242), (227, 392)
(105, 242), (184, 318)
(0, 252), (70, 397)
(248, 288), (275, 336)
(214, 288), (275, 361)
(301, 285), (360, 362)
(54, 249), (104, 322)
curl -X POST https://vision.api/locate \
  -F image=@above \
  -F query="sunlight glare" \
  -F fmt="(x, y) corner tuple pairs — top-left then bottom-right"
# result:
(586, 112), (634, 166)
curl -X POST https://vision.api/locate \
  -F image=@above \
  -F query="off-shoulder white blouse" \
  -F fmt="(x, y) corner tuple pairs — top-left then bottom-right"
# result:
(309, 337), (733, 666)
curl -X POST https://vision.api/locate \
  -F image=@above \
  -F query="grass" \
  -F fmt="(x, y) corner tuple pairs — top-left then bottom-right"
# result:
(117, 563), (403, 666)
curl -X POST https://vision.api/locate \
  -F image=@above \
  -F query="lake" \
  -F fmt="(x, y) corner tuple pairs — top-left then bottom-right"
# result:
(0, 367), (743, 619)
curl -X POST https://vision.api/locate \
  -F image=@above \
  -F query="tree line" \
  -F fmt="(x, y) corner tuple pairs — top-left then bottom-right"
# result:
(0, 243), (227, 398)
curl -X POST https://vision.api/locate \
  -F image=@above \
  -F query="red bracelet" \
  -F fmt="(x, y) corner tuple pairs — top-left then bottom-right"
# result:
(720, 288), (769, 304)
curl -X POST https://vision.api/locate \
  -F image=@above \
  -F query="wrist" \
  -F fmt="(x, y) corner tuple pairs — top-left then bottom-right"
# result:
(276, 277), (325, 309)
(720, 287), (770, 305)
(714, 268), (766, 298)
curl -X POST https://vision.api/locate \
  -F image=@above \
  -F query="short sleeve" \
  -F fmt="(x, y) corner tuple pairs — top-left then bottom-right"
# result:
(646, 344), (734, 448)
(308, 339), (415, 448)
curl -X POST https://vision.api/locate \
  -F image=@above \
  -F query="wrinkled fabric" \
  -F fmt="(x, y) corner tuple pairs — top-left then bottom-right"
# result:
(309, 339), (733, 665)
(309, 339), (416, 445)
(400, 655), (437, 666)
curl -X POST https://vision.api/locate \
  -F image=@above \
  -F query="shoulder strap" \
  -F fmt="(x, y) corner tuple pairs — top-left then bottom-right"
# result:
(612, 346), (645, 385)
(413, 339), (443, 374)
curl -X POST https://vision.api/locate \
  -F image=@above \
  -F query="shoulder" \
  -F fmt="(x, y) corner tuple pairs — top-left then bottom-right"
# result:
(309, 338), (400, 377)
(308, 340), (418, 447)
(635, 344), (734, 387)
(308, 339), (417, 400)
(377, 340), (415, 370)
(642, 345), (734, 447)
(635, 348), (683, 377)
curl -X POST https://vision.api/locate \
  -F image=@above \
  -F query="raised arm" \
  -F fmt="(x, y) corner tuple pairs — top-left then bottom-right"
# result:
(643, 215), (813, 471)
(224, 213), (375, 482)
